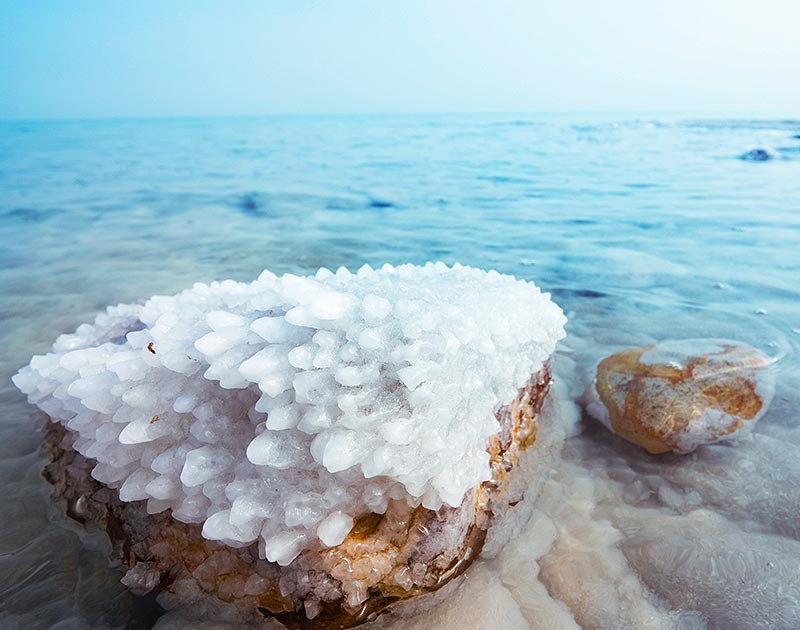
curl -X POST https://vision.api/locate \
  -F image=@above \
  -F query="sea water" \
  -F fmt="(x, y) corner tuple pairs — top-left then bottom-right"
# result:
(1, 114), (798, 629)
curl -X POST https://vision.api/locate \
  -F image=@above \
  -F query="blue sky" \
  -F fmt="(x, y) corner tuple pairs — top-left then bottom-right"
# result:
(1, 0), (799, 119)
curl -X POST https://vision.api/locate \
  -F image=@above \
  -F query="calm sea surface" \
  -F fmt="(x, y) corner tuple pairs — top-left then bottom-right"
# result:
(1, 114), (799, 628)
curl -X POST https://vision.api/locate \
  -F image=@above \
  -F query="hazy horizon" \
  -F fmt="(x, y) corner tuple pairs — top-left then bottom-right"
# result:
(2, 1), (799, 121)
(3, 110), (800, 125)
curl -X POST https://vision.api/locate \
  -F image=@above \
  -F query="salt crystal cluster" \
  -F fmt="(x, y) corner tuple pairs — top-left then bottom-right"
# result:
(13, 263), (565, 565)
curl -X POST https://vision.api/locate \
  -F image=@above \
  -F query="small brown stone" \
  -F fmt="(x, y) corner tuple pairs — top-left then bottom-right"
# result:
(588, 339), (775, 454)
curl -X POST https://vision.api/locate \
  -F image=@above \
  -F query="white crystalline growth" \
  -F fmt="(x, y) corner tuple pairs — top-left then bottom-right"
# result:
(13, 262), (566, 565)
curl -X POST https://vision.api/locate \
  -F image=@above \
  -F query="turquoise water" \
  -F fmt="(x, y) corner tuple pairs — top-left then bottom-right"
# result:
(1, 114), (799, 628)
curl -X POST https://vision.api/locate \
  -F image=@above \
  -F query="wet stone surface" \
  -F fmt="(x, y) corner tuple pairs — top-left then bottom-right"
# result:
(587, 339), (776, 454)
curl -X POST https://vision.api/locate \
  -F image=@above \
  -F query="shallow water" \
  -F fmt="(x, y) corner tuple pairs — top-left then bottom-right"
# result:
(1, 114), (799, 629)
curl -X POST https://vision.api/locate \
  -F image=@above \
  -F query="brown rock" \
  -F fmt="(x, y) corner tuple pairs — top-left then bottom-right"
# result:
(588, 340), (775, 454)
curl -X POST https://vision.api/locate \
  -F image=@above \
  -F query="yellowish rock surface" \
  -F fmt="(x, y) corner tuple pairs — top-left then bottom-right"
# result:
(588, 339), (775, 454)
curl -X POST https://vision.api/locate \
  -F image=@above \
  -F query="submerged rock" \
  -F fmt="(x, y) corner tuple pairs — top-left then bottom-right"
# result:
(13, 262), (566, 627)
(587, 339), (775, 454)
(739, 148), (776, 162)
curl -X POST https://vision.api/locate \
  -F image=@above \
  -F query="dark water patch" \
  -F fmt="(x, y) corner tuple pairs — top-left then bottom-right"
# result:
(236, 192), (267, 217)
(630, 221), (664, 230)
(739, 149), (775, 162)
(625, 182), (662, 189)
(551, 287), (608, 299)
(369, 199), (394, 208)
(564, 219), (598, 226)
(4, 207), (56, 223)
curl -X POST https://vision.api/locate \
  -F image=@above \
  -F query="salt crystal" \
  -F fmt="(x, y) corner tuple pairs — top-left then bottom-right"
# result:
(180, 447), (233, 487)
(317, 511), (354, 547)
(246, 430), (301, 468)
(206, 311), (248, 330)
(263, 530), (307, 566)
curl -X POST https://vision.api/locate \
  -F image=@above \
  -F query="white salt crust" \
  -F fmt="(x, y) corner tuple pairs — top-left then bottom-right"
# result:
(13, 263), (566, 564)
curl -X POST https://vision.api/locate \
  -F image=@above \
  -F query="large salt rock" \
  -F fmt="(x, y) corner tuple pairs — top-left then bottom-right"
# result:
(587, 339), (775, 454)
(32, 318), (564, 627)
(12, 262), (565, 569)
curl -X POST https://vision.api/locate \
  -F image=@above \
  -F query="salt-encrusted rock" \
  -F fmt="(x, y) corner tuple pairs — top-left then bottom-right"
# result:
(587, 339), (775, 455)
(14, 262), (566, 627)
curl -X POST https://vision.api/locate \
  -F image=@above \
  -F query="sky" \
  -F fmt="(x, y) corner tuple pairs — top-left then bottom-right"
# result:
(1, 0), (799, 120)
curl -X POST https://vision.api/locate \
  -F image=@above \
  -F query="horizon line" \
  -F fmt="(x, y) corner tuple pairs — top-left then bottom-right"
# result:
(2, 108), (800, 125)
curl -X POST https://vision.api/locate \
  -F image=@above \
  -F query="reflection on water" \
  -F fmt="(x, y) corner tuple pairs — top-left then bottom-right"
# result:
(1, 114), (799, 628)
